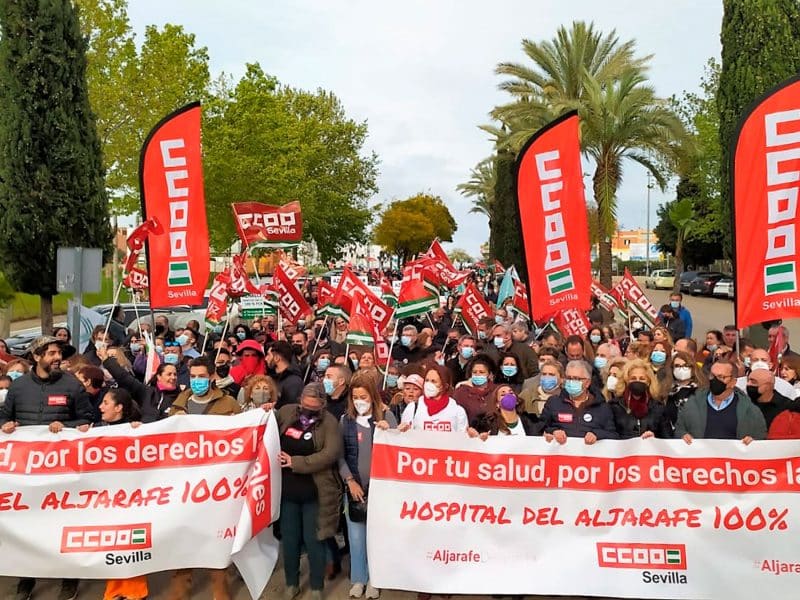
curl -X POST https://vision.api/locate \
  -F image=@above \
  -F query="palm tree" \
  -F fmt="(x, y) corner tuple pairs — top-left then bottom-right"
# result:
(668, 198), (696, 292)
(492, 21), (685, 286)
(457, 157), (496, 224)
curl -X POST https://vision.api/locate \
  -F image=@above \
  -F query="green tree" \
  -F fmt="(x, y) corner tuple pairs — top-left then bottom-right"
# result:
(77, 0), (210, 214)
(490, 149), (523, 269)
(667, 198), (696, 292)
(492, 21), (685, 286)
(448, 248), (472, 266)
(373, 193), (457, 264)
(0, 0), (112, 330)
(457, 157), (495, 226)
(718, 0), (800, 256)
(203, 64), (378, 259)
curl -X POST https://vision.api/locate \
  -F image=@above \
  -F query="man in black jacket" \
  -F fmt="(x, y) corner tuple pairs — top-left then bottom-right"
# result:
(0, 336), (92, 600)
(268, 341), (305, 408)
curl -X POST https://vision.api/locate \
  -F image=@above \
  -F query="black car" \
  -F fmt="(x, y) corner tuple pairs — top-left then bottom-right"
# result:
(678, 271), (702, 293)
(688, 272), (728, 296)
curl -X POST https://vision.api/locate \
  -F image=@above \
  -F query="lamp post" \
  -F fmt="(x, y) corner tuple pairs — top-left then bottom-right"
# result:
(645, 173), (654, 277)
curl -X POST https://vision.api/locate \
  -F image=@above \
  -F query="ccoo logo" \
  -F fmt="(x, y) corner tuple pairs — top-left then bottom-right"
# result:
(61, 523), (152, 553)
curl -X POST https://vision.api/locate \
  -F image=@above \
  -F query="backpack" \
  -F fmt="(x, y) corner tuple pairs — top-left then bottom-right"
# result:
(768, 409), (800, 440)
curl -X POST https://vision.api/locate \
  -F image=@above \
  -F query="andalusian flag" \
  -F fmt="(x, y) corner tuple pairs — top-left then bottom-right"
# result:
(346, 296), (375, 346)
(396, 277), (439, 320)
(380, 277), (398, 308)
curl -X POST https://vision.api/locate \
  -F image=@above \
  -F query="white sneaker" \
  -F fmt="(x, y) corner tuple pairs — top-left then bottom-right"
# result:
(349, 583), (365, 597)
(365, 584), (380, 599)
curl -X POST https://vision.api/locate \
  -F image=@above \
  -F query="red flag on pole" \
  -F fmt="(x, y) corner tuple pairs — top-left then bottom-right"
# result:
(554, 308), (591, 338)
(494, 259), (505, 275)
(140, 102), (209, 307)
(515, 111), (592, 321)
(331, 267), (393, 330)
(232, 201), (303, 248)
(453, 282), (492, 334)
(273, 264), (314, 325)
(732, 75), (800, 329)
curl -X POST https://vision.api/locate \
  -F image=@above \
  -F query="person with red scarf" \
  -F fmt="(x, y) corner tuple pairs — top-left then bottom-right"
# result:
(398, 364), (467, 433)
(609, 359), (671, 439)
(228, 339), (266, 386)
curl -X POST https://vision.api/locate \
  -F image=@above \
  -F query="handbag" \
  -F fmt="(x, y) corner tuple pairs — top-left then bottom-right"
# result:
(347, 488), (368, 523)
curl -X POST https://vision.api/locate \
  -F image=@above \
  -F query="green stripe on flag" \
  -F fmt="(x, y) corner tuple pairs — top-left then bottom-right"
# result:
(346, 332), (374, 346)
(396, 296), (439, 319)
(547, 269), (574, 294)
(168, 261), (192, 286)
(131, 529), (147, 544)
(666, 549), (681, 563)
(765, 262), (796, 295)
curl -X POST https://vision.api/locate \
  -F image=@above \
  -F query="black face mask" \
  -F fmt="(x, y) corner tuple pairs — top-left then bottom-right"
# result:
(155, 324), (165, 335)
(292, 344), (304, 356)
(746, 384), (761, 401)
(709, 377), (728, 396)
(216, 364), (230, 378)
(627, 381), (648, 396)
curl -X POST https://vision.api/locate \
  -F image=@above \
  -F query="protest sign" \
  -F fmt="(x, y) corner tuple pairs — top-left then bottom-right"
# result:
(368, 431), (800, 598)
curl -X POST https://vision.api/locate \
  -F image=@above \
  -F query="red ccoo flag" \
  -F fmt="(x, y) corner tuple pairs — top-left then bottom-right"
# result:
(454, 282), (492, 334)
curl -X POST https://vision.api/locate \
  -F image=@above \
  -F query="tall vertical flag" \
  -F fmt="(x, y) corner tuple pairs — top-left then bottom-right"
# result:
(732, 75), (800, 329)
(496, 265), (519, 308)
(515, 111), (592, 322)
(140, 102), (210, 308)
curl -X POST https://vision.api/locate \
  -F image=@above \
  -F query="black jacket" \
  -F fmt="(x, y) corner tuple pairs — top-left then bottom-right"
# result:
(274, 364), (305, 408)
(0, 370), (93, 427)
(103, 357), (180, 422)
(608, 397), (671, 439)
(540, 388), (619, 439)
(473, 411), (541, 436)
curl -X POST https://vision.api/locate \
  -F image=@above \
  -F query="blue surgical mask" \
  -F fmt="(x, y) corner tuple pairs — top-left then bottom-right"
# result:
(477, 330), (487, 340)
(317, 358), (330, 372)
(471, 374), (488, 386)
(594, 356), (607, 369)
(156, 345), (164, 355)
(651, 350), (667, 365)
(564, 379), (584, 397)
(236, 331), (247, 341)
(7, 371), (23, 381)
(386, 374), (399, 387)
(176, 334), (189, 346)
(460, 346), (474, 360)
(323, 378), (336, 395)
(540, 374), (558, 391)
(493, 336), (505, 349)
(190, 377), (210, 396)
(129, 343), (141, 353)
(213, 325), (224, 334)
(707, 344), (718, 352)
(401, 335), (412, 347)
(351, 359), (359, 370)
(495, 315), (504, 324)
(501, 365), (518, 377)
(164, 353), (179, 365)
(744, 356), (751, 368)
(436, 358), (445, 366)
(670, 301), (680, 310)
(590, 334), (601, 344)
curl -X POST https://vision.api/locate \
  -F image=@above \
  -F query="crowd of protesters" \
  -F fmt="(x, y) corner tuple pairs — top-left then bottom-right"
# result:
(1, 266), (799, 600)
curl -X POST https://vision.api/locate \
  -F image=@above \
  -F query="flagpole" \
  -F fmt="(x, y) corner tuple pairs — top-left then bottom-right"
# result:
(304, 315), (328, 383)
(130, 288), (143, 339)
(381, 320), (399, 389)
(102, 281), (125, 341)
(215, 302), (232, 363)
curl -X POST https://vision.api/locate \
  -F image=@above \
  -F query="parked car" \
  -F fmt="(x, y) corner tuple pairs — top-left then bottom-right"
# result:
(678, 271), (702, 293)
(688, 272), (728, 296)
(727, 278), (735, 300)
(713, 277), (734, 298)
(645, 269), (675, 290)
(6, 323), (67, 356)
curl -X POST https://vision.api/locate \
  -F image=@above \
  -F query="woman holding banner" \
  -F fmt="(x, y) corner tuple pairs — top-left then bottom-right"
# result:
(452, 355), (497, 425)
(468, 384), (539, 438)
(609, 359), (670, 439)
(399, 364), (467, 433)
(338, 373), (397, 598)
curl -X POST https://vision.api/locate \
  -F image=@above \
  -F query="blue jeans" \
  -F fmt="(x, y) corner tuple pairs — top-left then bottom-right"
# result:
(280, 498), (326, 591)
(345, 496), (368, 585)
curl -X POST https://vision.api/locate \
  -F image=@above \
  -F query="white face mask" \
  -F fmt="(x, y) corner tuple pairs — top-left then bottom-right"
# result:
(354, 399), (371, 415)
(751, 360), (770, 372)
(0, 389), (7, 405)
(673, 366), (692, 381)
(423, 382), (440, 399)
(606, 375), (619, 391)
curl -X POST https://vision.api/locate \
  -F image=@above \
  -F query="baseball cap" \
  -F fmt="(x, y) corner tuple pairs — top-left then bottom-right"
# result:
(405, 374), (424, 389)
(29, 336), (64, 355)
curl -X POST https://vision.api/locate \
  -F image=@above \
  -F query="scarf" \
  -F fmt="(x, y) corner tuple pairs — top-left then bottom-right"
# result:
(623, 389), (650, 419)
(424, 392), (450, 416)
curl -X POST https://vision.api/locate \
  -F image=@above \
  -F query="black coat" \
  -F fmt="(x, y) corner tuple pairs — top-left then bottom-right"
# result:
(608, 397), (671, 439)
(540, 388), (619, 440)
(0, 370), (92, 427)
(274, 364), (305, 408)
(472, 411), (541, 436)
(103, 357), (180, 422)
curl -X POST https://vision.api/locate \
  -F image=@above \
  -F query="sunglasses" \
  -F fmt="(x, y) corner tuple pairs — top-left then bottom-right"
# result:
(164, 341), (181, 347)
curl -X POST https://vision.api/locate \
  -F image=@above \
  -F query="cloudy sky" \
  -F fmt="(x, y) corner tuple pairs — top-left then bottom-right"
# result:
(128, 0), (723, 257)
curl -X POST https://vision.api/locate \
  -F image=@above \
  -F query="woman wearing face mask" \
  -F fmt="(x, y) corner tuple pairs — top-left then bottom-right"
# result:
(309, 350), (332, 383)
(701, 329), (724, 373)
(4, 358), (30, 383)
(664, 351), (707, 436)
(779, 355), (800, 399)
(380, 362), (402, 405)
(496, 353), (524, 393)
(338, 374), (397, 599)
(241, 375), (279, 411)
(233, 324), (251, 342)
(276, 383), (343, 600)
(601, 357), (627, 401)
(649, 340), (671, 386)
(610, 359), (670, 439)
(97, 344), (181, 421)
(399, 365), (467, 433)
(228, 340), (266, 386)
(588, 327), (605, 353)
(453, 355), (497, 425)
(520, 359), (563, 417)
(469, 384), (540, 439)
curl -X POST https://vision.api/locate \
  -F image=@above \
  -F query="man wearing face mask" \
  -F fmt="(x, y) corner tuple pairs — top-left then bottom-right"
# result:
(166, 357), (239, 600)
(391, 325), (424, 364)
(177, 328), (200, 359)
(268, 341), (305, 408)
(540, 360), (618, 444)
(291, 330), (310, 369)
(485, 324), (537, 379)
(662, 292), (693, 339)
(446, 335), (477, 384)
(322, 364), (351, 420)
(736, 348), (797, 398)
(162, 341), (190, 389)
(676, 360), (766, 444)
(474, 317), (495, 350)
(745, 368), (792, 429)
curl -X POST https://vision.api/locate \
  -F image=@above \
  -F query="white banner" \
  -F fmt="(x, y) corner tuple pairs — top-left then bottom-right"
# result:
(368, 431), (800, 598)
(0, 411), (281, 598)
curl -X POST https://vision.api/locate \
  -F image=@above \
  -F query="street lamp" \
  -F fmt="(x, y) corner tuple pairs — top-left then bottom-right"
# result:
(645, 173), (654, 277)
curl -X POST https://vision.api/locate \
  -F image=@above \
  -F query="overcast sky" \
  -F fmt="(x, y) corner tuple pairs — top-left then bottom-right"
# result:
(128, 0), (723, 257)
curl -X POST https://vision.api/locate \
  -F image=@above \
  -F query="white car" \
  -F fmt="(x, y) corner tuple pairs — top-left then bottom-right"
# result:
(645, 269), (675, 290)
